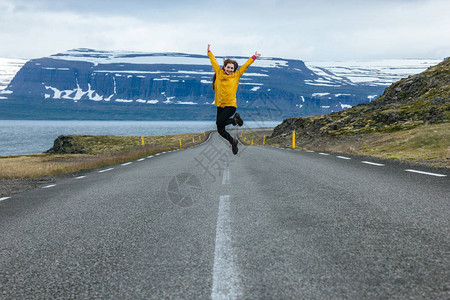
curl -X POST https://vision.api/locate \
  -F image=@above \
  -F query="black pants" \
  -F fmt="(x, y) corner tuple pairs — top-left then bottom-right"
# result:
(216, 106), (236, 143)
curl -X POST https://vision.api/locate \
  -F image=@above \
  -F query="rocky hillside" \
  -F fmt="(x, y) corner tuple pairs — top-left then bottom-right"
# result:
(269, 58), (449, 143)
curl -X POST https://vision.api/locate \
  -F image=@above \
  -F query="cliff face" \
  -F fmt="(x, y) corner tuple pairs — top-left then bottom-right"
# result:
(2, 49), (387, 120)
(269, 58), (449, 141)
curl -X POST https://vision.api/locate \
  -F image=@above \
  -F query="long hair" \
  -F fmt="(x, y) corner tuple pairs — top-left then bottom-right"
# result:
(212, 58), (239, 91)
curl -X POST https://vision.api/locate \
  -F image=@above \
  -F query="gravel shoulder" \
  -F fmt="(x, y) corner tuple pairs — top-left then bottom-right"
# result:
(0, 175), (66, 197)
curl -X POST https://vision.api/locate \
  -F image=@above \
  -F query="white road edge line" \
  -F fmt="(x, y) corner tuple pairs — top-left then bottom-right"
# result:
(0, 197), (11, 202)
(222, 166), (230, 185)
(405, 169), (447, 177)
(75, 176), (86, 179)
(42, 184), (56, 189)
(337, 156), (352, 160)
(362, 161), (385, 166)
(211, 195), (241, 300)
(99, 168), (114, 173)
(121, 162), (132, 166)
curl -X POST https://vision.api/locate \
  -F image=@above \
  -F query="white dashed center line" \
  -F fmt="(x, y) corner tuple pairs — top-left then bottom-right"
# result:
(137, 158), (145, 162)
(405, 169), (447, 177)
(121, 162), (132, 166)
(0, 197), (11, 202)
(337, 156), (351, 160)
(99, 168), (114, 173)
(211, 195), (241, 300)
(362, 161), (385, 167)
(42, 184), (56, 189)
(75, 176), (86, 179)
(319, 153), (330, 156)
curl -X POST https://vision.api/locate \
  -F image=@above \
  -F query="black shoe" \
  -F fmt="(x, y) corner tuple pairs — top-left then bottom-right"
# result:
(231, 138), (238, 155)
(233, 113), (243, 127)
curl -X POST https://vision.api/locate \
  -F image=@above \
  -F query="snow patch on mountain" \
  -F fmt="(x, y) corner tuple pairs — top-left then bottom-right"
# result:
(340, 103), (352, 109)
(45, 84), (104, 101)
(305, 59), (441, 86)
(51, 48), (288, 68)
(304, 79), (341, 87)
(312, 93), (330, 97)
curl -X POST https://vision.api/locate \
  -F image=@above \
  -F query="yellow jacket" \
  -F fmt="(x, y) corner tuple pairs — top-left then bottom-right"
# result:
(208, 51), (256, 108)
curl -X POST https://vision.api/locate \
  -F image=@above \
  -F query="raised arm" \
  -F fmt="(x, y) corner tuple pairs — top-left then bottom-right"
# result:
(207, 44), (220, 73)
(236, 51), (261, 76)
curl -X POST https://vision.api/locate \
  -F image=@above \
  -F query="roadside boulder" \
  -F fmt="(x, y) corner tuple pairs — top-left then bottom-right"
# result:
(45, 135), (86, 154)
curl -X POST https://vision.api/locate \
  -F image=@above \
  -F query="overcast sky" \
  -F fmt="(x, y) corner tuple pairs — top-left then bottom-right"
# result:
(0, 0), (449, 61)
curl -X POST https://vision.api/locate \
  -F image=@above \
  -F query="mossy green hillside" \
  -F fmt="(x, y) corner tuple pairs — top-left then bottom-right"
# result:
(270, 58), (449, 140)
(265, 58), (449, 168)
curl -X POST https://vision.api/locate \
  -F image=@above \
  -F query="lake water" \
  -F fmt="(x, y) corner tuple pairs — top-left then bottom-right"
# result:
(0, 120), (282, 156)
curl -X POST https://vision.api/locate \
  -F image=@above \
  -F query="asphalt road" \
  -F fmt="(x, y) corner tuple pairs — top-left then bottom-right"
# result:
(1, 131), (449, 299)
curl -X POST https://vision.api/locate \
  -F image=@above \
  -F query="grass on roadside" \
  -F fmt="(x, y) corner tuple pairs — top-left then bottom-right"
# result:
(238, 129), (273, 146)
(241, 123), (449, 168)
(0, 132), (210, 178)
(358, 123), (449, 166)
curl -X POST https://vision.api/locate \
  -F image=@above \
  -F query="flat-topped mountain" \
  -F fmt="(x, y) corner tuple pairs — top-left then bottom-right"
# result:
(0, 48), (441, 120)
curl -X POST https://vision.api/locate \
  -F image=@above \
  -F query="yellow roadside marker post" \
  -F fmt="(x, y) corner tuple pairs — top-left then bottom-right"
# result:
(179, 140), (182, 148)
(263, 136), (266, 145)
(141, 137), (145, 146)
(251, 140), (254, 145)
(192, 138), (195, 143)
(240, 131), (243, 138)
(292, 131), (295, 149)
(199, 136), (201, 141)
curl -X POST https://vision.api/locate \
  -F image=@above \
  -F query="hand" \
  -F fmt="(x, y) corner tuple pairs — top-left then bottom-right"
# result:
(207, 44), (211, 52)
(254, 51), (261, 58)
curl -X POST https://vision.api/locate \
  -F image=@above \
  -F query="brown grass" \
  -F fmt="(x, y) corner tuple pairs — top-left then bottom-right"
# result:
(238, 129), (273, 146)
(243, 124), (450, 168)
(0, 132), (211, 178)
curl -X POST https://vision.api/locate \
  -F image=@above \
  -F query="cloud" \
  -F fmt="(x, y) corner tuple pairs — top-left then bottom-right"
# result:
(0, 0), (449, 60)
